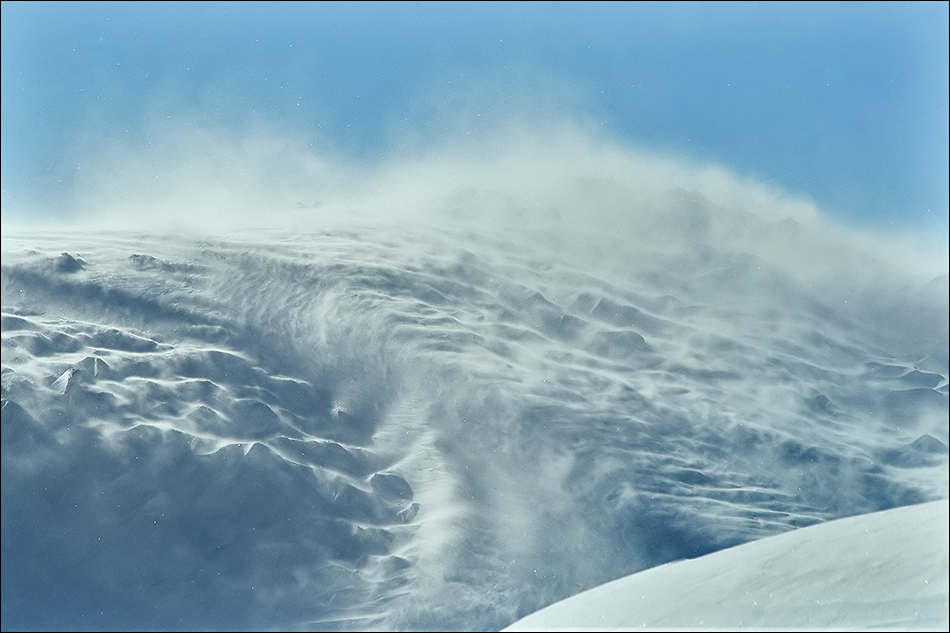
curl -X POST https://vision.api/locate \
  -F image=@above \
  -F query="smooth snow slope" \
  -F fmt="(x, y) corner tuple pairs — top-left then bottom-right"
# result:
(505, 498), (949, 631)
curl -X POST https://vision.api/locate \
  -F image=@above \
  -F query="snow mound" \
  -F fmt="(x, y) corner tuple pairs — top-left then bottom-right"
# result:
(505, 499), (949, 632)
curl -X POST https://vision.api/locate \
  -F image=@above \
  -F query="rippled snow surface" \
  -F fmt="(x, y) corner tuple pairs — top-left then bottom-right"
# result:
(2, 194), (947, 630)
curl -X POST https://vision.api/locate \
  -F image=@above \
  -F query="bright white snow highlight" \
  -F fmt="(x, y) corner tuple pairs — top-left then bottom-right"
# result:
(505, 499), (949, 631)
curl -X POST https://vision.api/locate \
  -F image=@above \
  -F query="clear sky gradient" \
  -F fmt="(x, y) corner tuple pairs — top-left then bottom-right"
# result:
(2, 1), (948, 234)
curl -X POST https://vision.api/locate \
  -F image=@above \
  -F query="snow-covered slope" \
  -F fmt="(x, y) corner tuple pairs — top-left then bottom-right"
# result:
(505, 498), (949, 631)
(2, 178), (947, 631)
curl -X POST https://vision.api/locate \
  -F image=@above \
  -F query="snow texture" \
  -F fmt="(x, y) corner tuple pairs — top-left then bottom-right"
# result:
(2, 168), (948, 631)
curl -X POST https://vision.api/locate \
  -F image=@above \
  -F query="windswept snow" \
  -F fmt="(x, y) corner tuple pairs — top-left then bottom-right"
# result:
(2, 173), (947, 631)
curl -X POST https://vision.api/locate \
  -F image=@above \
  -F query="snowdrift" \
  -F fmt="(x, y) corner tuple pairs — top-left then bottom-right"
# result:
(505, 498), (949, 631)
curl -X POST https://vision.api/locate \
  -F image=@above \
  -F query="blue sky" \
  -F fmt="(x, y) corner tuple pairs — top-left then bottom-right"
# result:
(2, 1), (948, 234)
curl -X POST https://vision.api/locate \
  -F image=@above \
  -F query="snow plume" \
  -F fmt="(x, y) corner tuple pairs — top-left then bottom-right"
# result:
(52, 112), (948, 362)
(33, 111), (948, 285)
(2, 115), (948, 631)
